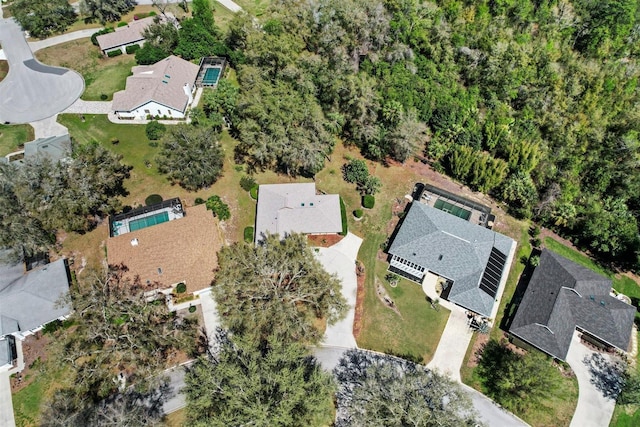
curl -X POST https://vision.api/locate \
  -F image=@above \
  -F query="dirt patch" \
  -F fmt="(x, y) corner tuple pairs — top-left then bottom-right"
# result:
(307, 234), (344, 248)
(10, 332), (51, 393)
(467, 333), (490, 368)
(0, 60), (8, 83)
(375, 277), (402, 317)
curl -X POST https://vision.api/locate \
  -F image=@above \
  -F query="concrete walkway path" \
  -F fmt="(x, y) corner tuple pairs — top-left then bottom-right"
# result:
(0, 371), (16, 427)
(63, 99), (112, 114)
(427, 308), (472, 382)
(567, 332), (617, 427)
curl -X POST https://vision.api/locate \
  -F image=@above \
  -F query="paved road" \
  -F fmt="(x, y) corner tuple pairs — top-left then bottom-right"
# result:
(0, 18), (84, 124)
(567, 332), (617, 427)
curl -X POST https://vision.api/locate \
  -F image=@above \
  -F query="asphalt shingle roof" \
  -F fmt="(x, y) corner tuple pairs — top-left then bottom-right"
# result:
(96, 16), (155, 51)
(510, 250), (636, 360)
(112, 55), (199, 114)
(0, 259), (71, 336)
(254, 183), (342, 243)
(388, 202), (514, 316)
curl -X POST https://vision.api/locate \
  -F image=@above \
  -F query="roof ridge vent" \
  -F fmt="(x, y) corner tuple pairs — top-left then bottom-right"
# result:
(562, 286), (582, 298)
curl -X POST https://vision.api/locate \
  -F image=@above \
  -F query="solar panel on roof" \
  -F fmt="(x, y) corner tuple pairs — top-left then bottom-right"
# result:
(479, 247), (507, 298)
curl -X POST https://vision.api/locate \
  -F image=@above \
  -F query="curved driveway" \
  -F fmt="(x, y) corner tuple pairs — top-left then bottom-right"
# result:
(0, 19), (84, 124)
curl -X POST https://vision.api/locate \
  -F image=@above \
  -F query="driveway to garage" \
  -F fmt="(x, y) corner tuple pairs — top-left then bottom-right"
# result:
(0, 18), (84, 124)
(315, 233), (362, 349)
(567, 331), (617, 427)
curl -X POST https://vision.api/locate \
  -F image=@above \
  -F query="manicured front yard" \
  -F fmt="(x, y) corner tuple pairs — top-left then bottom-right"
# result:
(0, 124), (35, 156)
(35, 38), (135, 101)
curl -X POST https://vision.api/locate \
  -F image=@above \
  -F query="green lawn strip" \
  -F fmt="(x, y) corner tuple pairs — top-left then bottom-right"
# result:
(82, 57), (135, 101)
(12, 358), (69, 427)
(231, 0), (271, 16)
(0, 60), (9, 82)
(0, 124), (35, 156)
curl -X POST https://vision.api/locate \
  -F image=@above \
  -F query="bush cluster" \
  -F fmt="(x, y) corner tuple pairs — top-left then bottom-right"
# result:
(126, 44), (141, 54)
(362, 195), (375, 209)
(107, 49), (123, 57)
(91, 27), (114, 46)
(244, 226), (254, 243)
(146, 120), (166, 140)
(240, 176), (257, 192)
(206, 195), (231, 221)
(354, 209), (363, 218)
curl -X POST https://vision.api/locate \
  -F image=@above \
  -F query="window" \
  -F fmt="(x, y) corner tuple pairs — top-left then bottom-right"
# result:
(144, 109), (150, 114)
(157, 267), (163, 275)
(158, 110), (162, 115)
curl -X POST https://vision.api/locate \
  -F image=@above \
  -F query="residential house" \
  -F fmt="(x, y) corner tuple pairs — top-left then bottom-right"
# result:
(112, 55), (199, 120)
(387, 201), (515, 318)
(509, 249), (635, 361)
(254, 183), (342, 243)
(0, 258), (72, 370)
(106, 199), (222, 294)
(96, 16), (159, 56)
(1, 134), (71, 165)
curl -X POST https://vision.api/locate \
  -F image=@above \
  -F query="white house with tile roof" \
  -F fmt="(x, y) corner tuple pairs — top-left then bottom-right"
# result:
(112, 55), (199, 120)
(254, 183), (342, 243)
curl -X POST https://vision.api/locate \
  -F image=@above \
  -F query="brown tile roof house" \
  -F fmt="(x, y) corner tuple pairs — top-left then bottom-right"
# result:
(106, 204), (223, 294)
(96, 16), (156, 54)
(112, 55), (199, 116)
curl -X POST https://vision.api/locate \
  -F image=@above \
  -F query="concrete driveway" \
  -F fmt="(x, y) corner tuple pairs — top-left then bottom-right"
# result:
(0, 370), (16, 427)
(0, 18), (84, 124)
(315, 233), (362, 349)
(426, 308), (472, 382)
(567, 331), (617, 427)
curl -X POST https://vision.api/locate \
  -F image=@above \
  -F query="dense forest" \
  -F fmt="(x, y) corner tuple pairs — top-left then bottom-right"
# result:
(207, 0), (640, 270)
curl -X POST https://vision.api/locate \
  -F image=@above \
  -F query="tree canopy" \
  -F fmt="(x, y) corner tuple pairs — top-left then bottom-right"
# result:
(79, 0), (135, 23)
(476, 340), (560, 413)
(221, 0), (640, 270)
(334, 349), (481, 427)
(8, 0), (77, 38)
(184, 331), (334, 426)
(156, 124), (224, 191)
(42, 266), (197, 424)
(211, 233), (347, 345)
(0, 142), (130, 260)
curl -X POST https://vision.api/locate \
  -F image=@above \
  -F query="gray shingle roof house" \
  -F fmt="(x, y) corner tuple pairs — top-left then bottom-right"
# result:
(509, 250), (635, 361)
(0, 258), (72, 336)
(254, 183), (342, 243)
(1, 134), (71, 165)
(112, 55), (199, 120)
(0, 257), (72, 370)
(387, 201), (515, 317)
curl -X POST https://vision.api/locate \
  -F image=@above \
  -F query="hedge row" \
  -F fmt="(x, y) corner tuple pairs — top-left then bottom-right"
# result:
(126, 44), (141, 54)
(107, 49), (123, 57)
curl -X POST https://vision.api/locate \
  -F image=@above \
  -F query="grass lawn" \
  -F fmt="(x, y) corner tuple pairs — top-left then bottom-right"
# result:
(0, 124), (35, 156)
(35, 39), (135, 101)
(163, 409), (186, 426)
(233, 0), (271, 16)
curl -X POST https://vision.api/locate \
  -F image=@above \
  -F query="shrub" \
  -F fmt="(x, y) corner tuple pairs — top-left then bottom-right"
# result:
(188, 305), (196, 313)
(117, 22), (127, 27)
(530, 237), (541, 248)
(145, 120), (166, 140)
(206, 195), (231, 221)
(148, 141), (158, 148)
(110, 137), (119, 144)
(126, 44), (141, 54)
(107, 49), (123, 57)
(529, 255), (541, 267)
(363, 195), (375, 209)
(354, 209), (363, 218)
(530, 225), (541, 237)
(195, 197), (205, 205)
(250, 186), (258, 200)
(91, 27), (114, 46)
(358, 176), (382, 196)
(145, 194), (163, 206)
(244, 226), (254, 243)
(175, 282), (187, 294)
(149, 11), (157, 17)
(339, 197), (348, 236)
(342, 159), (369, 184)
(240, 175), (257, 191)
(100, 93), (109, 101)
